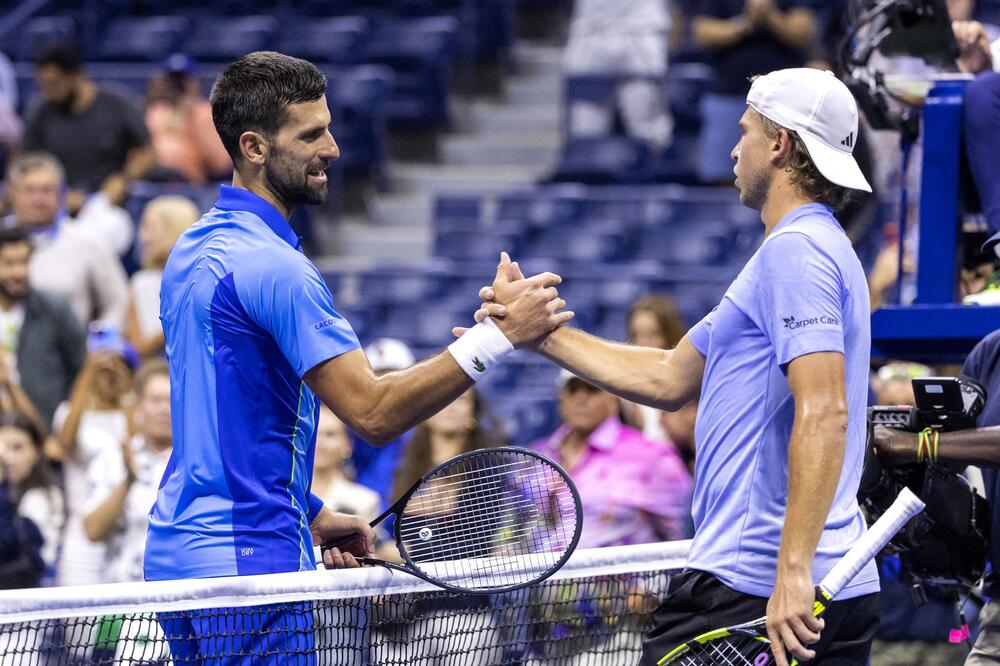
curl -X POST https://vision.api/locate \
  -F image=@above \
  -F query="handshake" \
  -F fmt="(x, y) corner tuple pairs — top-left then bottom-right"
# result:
(451, 252), (574, 350)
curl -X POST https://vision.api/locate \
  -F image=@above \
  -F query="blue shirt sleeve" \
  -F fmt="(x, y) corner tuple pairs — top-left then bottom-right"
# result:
(306, 492), (324, 522)
(748, 231), (847, 366)
(687, 309), (715, 357)
(237, 249), (361, 376)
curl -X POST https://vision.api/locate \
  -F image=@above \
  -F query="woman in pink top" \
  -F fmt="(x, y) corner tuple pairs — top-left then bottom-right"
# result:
(533, 371), (693, 548)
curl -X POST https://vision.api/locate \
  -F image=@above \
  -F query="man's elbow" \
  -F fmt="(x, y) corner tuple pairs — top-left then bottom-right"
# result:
(350, 415), (397, 447)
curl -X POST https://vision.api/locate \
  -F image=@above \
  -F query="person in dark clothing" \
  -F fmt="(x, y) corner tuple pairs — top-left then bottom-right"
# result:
(0, 227), (85, 426)
(19, 44), (155, 212)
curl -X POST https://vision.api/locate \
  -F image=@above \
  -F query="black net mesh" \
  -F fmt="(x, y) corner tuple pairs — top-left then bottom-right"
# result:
(0, 570), (670, 665)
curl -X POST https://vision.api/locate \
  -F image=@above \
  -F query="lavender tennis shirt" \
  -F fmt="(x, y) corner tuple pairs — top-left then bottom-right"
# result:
(533, 416), (693, 548)
(685, 203), (878, 600)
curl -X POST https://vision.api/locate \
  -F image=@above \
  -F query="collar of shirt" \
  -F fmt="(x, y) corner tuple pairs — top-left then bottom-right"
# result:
(770, 202), (839, 237)
(214, 184), (301, 250)
(542, 416), (625, 457)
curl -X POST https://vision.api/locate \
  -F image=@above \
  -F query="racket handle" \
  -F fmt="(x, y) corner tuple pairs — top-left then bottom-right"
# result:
(818, 487), (925, 599)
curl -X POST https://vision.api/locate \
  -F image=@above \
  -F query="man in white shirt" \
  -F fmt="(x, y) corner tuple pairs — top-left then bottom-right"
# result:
(3, 153), (129, 328)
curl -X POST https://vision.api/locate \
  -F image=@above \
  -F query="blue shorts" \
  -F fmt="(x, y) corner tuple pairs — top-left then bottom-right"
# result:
(697, 92), (747, 183)
(158, 601), (316, 665)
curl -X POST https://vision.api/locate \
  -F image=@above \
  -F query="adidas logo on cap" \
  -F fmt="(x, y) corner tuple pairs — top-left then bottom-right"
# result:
(840, 132), (854, 148)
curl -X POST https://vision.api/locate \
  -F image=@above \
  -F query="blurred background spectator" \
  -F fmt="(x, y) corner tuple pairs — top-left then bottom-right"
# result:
(532, 371), (692, 548)
(622, 293), (686, 440)
(0, 51), (20, 176)
(83, 360), (171, 584)
(2, 153), (128, 328)
(0, 227), (85, 427)
(144, 54), (231, 185)
(125, 194), (199, 360)
(20, 44), (153, 212)
(563, 0), (675, 152)
(312, 404), (381, 522)
(691, 0), (816, 184)
(51, 346), (135, 586)
(0, 411), (62, 586)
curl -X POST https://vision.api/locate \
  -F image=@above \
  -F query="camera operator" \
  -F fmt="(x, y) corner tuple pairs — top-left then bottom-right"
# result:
(874, 329), (1000, 663)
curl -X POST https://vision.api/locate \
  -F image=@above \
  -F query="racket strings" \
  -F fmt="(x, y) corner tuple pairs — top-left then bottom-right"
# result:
(397, 450), (579, 590)
(673, 634), (768, 666)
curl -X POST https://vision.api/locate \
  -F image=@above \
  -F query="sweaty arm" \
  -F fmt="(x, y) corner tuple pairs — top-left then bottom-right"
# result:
(537, 327), (706, 411)
(766, 351), (849, 664)
(306, 349), (473, 446)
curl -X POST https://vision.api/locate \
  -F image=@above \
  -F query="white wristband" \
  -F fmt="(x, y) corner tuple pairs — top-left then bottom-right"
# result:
(447, 318), (514, 381)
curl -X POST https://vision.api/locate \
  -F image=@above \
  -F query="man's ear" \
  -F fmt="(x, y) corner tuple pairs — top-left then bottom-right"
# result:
(771, 128), (794, 168)
(238, 131), (268, 166)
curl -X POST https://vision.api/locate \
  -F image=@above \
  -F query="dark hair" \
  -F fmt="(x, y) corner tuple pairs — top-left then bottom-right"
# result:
(627, 293), (686, 349)
(390, 391), (503, 500)
(209, 51), (327, 164)
(34, 44), (82, 74)
(0, 411), (51, 503)
(0, 227), (32, 253)
(757, 114), (856, 213)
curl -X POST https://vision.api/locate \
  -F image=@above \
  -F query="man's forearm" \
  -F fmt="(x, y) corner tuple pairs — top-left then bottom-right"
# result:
(881, 426), (1000, 467)
(83, 481), (130, 542)
(693, 15), (750, 49)
(777, 410), (847, 575)
(538, 327), (700, 411)
(764, 9), (816, 50)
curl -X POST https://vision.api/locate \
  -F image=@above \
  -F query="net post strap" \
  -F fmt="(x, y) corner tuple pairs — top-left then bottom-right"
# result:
(0, 540), (691, 625)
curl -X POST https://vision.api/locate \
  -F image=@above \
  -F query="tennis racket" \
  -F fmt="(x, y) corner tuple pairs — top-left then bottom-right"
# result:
(658, 487), (925, 665)
(322, 446), (583, 594)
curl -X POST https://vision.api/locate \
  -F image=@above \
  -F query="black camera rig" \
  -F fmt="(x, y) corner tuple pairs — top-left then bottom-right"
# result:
(859, 376), (989, 592)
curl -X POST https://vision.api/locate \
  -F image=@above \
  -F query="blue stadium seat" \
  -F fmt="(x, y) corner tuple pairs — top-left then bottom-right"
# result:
(433, 194), (483, 224)
(184, 16), (280, 62)
(276, 17), (371, 65)
(97, 17), (189, 62)
(434, 227), (524, 262)
(328, 65), (394, 185)
(1, 16), (78, 63)
(365, 16), (458, 127)
(553, 137), (651, 184)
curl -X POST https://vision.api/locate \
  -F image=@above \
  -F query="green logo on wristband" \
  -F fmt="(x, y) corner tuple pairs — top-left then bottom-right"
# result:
(472, 357), (486, 373)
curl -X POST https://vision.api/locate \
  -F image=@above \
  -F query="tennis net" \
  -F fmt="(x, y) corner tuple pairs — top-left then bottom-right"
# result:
(0, 540), (689, 665)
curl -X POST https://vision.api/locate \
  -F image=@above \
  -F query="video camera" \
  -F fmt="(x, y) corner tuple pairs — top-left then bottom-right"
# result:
(859, 376), (989, 591)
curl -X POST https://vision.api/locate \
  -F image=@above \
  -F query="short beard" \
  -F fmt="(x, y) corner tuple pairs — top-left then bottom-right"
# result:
(263, 146), (328, 211)
(738, 166), (771, 212)
(0, 281), (27, 303)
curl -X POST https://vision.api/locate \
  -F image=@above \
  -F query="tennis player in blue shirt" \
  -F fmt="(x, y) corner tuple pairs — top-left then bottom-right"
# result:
(471, 69), (878, 666)
(144, 51), (571, 662)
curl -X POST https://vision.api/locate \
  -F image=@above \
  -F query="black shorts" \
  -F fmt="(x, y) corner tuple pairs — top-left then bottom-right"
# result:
(639, 569), (880, 666)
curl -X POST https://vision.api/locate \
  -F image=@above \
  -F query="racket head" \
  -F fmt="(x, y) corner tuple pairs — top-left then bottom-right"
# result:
(392, 446), (582, 594)
(659, 619), (772, 665)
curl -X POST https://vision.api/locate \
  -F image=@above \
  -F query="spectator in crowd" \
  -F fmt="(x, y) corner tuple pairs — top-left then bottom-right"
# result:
(0, 51), (21, 175)
(0, 475), (43, 589)
(83, 360), (171, 584)
(563, 0), (675, 152)
(51, 345), (136, 586)
(624, 293), (686, 440)
(390, 387), (502, 499)
(125, 195), (199, 360)
(660, 399), (697, 475)
(311, 404), (380, 522)
(20, 44), (154, 212)
(955, 19), (1000, 303)
(144, 54), (232, 185)
(691, 0), (817, 184)
(0, 411), (63, 586)
(532, 371), (692, 547)
(351, 338), (417, 508)
(3, 153), (129, 328)
(0, 227), (85, 427)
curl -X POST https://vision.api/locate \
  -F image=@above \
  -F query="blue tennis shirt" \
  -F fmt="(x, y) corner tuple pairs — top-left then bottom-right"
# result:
(145, 185), (360, 581)
(685, 203), (878, 600)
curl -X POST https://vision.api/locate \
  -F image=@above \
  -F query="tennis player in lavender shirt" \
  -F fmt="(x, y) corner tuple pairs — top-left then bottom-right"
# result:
(467, 69), (877, 666)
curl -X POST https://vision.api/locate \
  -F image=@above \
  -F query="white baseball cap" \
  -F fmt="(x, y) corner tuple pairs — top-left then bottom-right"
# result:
(747, 68), (872, 193)
(365, 338), (415, 372)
